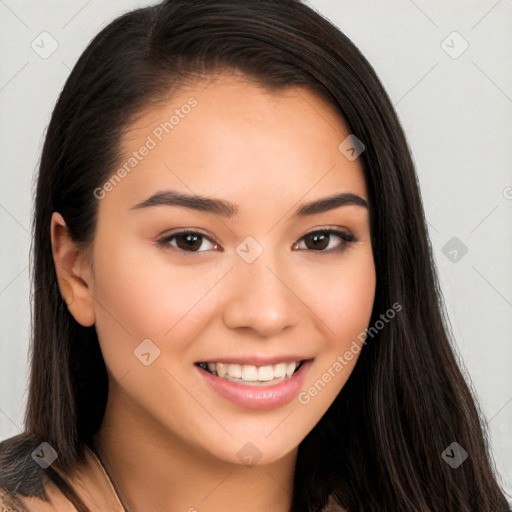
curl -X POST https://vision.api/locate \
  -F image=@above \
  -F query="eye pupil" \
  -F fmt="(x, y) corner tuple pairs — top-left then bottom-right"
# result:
(306, 233), (329, 250)
(160, 229), (352, 255)
(177, 233), (202, 251)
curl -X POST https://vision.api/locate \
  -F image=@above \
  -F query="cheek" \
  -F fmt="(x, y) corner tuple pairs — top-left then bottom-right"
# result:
(303, 250), (376, 343)
(331, 267), (375, 343)
(296, 255), (375, 418)
(89, 237), (213, 374)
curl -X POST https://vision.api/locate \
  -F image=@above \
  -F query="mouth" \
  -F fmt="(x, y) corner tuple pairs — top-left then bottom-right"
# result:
(195, 360), (306, 387)
(195, 358), (313, 410)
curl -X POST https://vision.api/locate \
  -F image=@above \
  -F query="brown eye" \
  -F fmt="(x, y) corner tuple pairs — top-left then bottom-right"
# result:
(294, 229), (356, 254)
(157, 231), (217, 253)
(304, 232), (330, 250)
(174, 233), (203, 251)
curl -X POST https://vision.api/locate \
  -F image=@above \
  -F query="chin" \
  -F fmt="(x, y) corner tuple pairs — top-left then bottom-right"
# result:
(200, 426), (305, 468)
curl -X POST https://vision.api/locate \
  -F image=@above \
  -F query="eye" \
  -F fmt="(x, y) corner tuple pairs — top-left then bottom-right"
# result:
(156, 230), (218, 253)
(156, 228), (356, 256)
(293, 229), (356, 254)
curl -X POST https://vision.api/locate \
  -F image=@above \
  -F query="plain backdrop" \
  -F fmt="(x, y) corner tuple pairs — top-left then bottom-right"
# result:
(1, 0), (511, 498)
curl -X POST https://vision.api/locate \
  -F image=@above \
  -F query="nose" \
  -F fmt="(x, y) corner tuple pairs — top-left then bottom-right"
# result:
(222, 254), (301, 338)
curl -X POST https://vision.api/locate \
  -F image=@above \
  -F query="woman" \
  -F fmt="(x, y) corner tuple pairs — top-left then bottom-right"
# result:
(0, 0), (510, 511)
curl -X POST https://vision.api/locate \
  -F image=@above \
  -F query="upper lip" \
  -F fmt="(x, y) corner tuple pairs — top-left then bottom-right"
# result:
(196, 355), (313, 366)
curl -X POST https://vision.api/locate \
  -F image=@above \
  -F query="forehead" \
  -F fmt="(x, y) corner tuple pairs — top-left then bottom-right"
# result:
(105, 74), (367, 212)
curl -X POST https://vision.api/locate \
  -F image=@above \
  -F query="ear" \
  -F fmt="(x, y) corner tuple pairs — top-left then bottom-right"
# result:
(50, 212), (95, 327)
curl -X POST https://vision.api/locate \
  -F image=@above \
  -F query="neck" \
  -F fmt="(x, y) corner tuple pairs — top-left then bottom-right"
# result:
(93, 385), (297, 512)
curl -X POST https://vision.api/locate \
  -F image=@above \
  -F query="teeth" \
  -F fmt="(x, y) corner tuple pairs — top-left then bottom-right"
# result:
(227, 363), (242, 379)
(203, 361), (301, 383)
(216, 362), (227, 379)
(286, 362), (296, 377)
(257, 365), (274, 381)
(241, 365), (258, 381)
(274, 363), (287, 378)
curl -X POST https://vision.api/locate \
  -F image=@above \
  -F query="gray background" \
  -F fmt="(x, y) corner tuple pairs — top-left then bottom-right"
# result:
(1, 0), (511, 498)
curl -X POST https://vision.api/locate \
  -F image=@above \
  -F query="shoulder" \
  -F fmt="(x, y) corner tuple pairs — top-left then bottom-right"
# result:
(0, 489), (27, 512)
(0, 478), (68, 512)
(0, 488), (47, 512)
(0, 433), (76, 512)
(0, 435), (122, 511)
(0, 434), (46, 511)
(0, 483), (76, 512)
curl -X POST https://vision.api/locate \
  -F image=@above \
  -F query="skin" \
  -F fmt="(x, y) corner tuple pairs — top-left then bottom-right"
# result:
(51, 73), (375, 512)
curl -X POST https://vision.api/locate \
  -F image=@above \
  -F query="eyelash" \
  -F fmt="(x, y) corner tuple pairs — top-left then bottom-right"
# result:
(156, 228), (356, 256)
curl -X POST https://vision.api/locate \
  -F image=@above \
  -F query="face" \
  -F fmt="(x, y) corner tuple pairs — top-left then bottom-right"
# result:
(55, 73), (376, 466)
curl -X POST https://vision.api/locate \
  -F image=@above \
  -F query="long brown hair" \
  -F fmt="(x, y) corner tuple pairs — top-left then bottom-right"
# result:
(0, 1), (510, 510)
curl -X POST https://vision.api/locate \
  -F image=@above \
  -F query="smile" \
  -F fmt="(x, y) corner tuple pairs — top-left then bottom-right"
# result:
(196, 361), (303, 386)
(195, 359), (313, 410)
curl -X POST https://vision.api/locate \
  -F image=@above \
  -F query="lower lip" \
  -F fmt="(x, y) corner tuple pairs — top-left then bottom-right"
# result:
(197, 360), (312, 410)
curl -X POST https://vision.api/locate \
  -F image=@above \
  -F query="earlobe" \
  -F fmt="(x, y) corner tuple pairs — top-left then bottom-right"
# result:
(50, 211), (96, 327)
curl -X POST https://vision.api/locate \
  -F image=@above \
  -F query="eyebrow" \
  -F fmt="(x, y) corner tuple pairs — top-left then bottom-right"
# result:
(129, 190), (368, 218)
